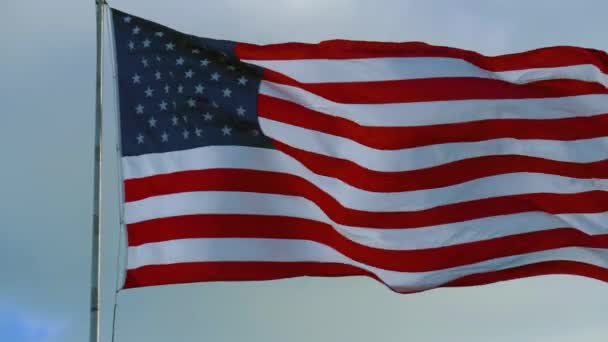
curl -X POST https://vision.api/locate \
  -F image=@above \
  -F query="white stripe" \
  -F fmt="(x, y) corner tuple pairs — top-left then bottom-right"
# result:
(260, 117), (608, 172)
(124, 191), (608, 250)
(127, 238), (608, 291)
(501, 65), (608, 87)
(245, 57), (608, 86)
(122, 146), (272, 179)
(260, 81), (608, 127)
(122, 146), (606, 213)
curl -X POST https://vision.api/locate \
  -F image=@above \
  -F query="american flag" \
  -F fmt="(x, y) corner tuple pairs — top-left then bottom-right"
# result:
(112, 9), (608, 292)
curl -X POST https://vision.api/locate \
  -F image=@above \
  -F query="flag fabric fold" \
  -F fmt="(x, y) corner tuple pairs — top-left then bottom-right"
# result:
(111, 8), (608, 292)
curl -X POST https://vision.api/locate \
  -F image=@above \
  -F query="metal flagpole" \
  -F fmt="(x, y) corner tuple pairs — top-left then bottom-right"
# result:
(91, 0), (105, 341)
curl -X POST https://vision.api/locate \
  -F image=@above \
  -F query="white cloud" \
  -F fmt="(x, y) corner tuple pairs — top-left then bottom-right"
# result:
(0, 306), (67, 342)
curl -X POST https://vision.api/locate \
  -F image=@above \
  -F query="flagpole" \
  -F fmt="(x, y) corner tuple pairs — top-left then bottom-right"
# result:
(91, 0), (105, 342)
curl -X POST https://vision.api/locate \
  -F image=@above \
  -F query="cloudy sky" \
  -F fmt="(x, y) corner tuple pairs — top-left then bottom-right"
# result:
(2, 0), (608, 341)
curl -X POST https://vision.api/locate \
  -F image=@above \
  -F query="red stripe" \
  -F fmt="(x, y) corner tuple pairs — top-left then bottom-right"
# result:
(263, 70), (607, 103)
(259, 95), (608, 149)
(127, 214), (608, 272)
(124, 262), (378, 289)
(124, 169), (608, 229)
(445, 261), (608, 287)
(124, 260), (608, 292)
(236, 41), (608, 74)
(273, 140), (608, 192)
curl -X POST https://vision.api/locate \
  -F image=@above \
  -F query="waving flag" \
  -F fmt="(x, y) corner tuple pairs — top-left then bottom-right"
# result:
(112, 8), (608, 292)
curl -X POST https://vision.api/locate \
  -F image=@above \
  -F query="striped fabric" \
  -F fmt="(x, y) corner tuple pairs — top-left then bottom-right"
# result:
(114, 9), (608, 292)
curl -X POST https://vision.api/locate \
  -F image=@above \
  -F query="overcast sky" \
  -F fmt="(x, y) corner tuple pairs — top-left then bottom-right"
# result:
(2, 1), (608, 341)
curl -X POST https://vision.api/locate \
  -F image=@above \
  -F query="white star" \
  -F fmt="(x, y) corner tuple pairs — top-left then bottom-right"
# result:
(200, 59), (210, 67)
(161, 131), (169, 142)
(176, 57), (185, 66)
(221, 125), (232, 136)
(172, 100), (177, 109)
(155, 71), (162, 80)
(222, 88), (232, 97)
(155, 31), (164, 37)
(155, 56), (162, 62)
(236, 106), (246, 116)
(177, 84), (184, 93)
(141, 58), (149, 68)
(148, 117), (157, 127)
(128, 41), (135, 51)
(192, 49), (200, 54)
(194, 84), (204, 94)
(144, 87), (154, 97)
(210, 72), (220, 81)
(136, 133), (144, 144)
(142, 39), (151, 48)
(182, 115), (189, 123)
(182, 129), (190, 139)
(187, 98), (196, 108)
(165, 42), (175, 51)
(164, 84), (170, 94)
(159, 101), (168, 110)
(135, 104), (144, 114)
(237, 76), (248, 86)
(212, 101), (219, 108)
(203, 112), (213, 121)
(132, 26), (141, 35)
(132, 73), (141, 84)
(123, 16), (132, 23)
(195, 127), (203, 137)
(251, 129), (260, 136)
(227, 65), (236, 71)
(171, 115), (179, 126)
(185, 69), (194, 78)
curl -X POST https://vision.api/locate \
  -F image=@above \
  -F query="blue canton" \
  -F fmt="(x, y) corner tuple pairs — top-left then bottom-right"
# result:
(112, 9), (272, 157)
